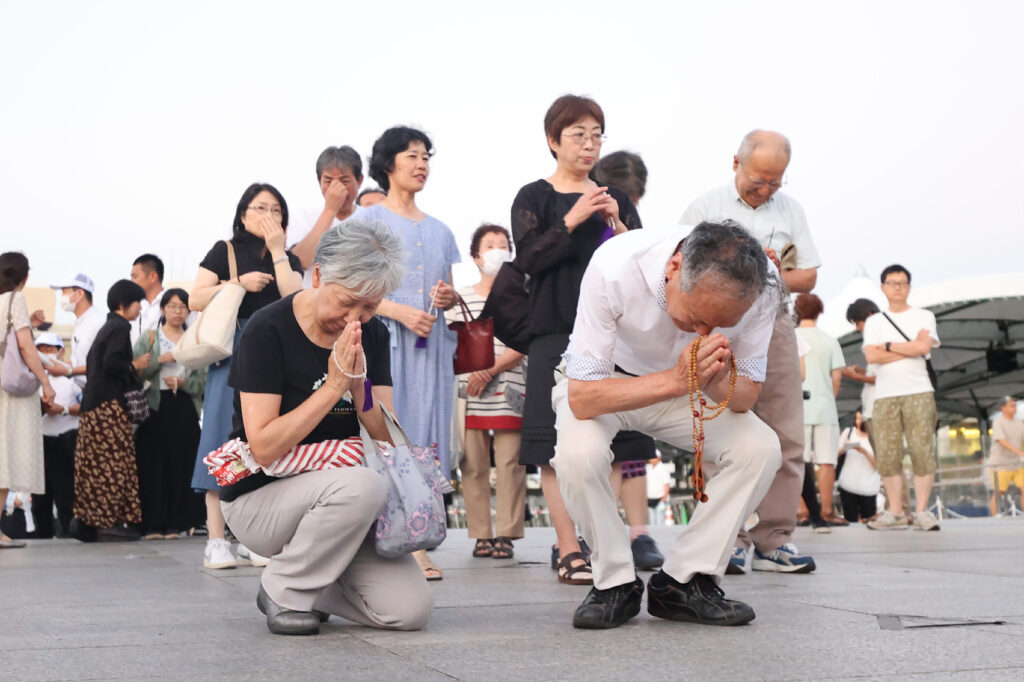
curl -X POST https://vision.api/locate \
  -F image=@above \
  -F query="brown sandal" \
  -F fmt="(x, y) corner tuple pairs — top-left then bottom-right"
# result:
(492, 537), (514, 559)
(557, 551), (593, 585)
(472, 539), (494, 558)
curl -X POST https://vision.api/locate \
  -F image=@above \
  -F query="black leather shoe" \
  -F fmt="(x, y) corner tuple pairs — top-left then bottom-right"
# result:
(256, 584), (321, 636)
(572, 576), (644, 629)
(69, 518), (98, 543)
(631, 534), (665, 570)
(647, 571), (755, 626)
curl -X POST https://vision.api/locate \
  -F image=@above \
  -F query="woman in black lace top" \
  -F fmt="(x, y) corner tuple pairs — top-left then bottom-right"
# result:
(510, 95), (655, 586)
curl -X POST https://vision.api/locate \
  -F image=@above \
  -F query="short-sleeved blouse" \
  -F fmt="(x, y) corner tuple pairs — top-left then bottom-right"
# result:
(510, 180), (642, 338)
(199, 231), (303, 320)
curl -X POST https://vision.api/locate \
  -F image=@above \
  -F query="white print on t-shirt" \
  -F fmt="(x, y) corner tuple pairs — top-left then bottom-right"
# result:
(312, 374), (355, 415)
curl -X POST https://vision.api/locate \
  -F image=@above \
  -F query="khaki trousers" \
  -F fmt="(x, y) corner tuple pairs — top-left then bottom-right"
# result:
(736, 313), (805, 554)
(550, 375), (780, 589)
(222, 467), (432, 630)
(462, 429), (526, 539)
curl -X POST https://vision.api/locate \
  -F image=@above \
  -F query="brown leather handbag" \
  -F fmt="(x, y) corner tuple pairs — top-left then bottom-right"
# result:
(448, 293), (495, 375)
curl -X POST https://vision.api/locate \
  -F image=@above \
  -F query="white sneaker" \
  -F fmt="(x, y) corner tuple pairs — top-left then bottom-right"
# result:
(237, 543), (270, 567)
(867, 511), (910, 530)
(913, 510), (941, 531)
(203, 538), (237, 569)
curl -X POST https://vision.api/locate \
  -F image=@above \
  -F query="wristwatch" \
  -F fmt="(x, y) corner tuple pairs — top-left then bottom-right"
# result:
(885, 342), (891, 352)
(61, 405), (70, 417)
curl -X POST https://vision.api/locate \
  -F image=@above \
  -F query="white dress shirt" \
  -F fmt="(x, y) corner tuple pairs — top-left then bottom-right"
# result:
(130, 288), (165, 346)
(681, 182), (822, 270)
(563, 227), (780, 384)
(287, 205), (366, 288)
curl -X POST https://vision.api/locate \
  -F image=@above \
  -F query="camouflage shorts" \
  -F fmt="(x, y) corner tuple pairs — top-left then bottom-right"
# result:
(872, 392), (937, 477)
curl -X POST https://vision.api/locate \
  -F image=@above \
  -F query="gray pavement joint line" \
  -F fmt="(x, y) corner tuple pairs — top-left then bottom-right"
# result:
(822, 664), (1024, 680)
(344, 632), (465, 681)
(789, 599), (1023, 627)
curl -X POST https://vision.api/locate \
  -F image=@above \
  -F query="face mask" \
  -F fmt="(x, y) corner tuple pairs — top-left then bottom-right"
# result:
(59, 293), (76, 312)
(481, 249), (512, 276)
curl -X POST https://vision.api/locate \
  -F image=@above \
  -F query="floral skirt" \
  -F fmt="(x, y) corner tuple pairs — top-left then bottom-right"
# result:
(74, 399), (142, 528)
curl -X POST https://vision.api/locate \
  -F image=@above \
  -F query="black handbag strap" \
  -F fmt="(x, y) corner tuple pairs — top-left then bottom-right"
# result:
(880, 312), (911, 341)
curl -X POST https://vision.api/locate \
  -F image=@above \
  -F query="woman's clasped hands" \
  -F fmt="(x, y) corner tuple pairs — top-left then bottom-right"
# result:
(327, 320), (365, 395)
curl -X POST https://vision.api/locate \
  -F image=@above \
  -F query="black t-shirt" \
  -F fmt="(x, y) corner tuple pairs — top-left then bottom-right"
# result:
(199, 232), (303, 320)
(219, 294), (392, 501)
(510, 180), (642, 338)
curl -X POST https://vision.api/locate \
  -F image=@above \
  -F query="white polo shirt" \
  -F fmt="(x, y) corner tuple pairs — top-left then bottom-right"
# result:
(564, 227), (780, 384)
(287, 205), (366, 289)
(681, 182), (821, 270)
(72, 305), (106, 387)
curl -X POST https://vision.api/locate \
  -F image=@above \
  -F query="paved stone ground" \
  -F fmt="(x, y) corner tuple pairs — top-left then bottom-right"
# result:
(4, 517), (1023, 681)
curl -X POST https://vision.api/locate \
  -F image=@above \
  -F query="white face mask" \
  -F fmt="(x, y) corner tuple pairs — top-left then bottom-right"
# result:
(59, 293), (76, 312)
(481, 249), (512, 276)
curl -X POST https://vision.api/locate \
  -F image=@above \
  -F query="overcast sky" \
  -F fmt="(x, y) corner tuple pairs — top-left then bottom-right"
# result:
(3, 1), (1021, 326)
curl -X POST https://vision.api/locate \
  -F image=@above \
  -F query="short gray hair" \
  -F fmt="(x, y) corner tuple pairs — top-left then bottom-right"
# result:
(677, 220), (784, 309)
(314, 217), (406, 298)
(737, 130), (791, 163)
(315, 145), (362, 180)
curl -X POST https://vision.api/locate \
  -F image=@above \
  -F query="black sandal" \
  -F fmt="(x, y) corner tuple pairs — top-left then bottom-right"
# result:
(472, 538), (494, 558)
(557, 551), (593, 585)
(492, 537), (514, 559)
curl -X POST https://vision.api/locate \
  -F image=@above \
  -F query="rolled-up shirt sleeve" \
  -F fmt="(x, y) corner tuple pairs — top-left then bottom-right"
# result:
(563, 262), (620, 382)
(727, 293), (777, 383)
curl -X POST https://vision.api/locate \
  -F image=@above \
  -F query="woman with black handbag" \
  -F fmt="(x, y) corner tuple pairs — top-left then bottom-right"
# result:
(510, 95), (653, 585)
(71, 279), (147, 542)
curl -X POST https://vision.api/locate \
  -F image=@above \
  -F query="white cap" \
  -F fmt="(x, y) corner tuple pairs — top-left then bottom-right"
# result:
(34, 332), (64, 348)
(49, 273), (95, 293)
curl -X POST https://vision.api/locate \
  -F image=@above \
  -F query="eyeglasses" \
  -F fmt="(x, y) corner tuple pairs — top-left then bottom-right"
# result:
(164, 303), (188, 312)
(739, 165), (786, 190)
(248, 205), (283, 217)
(883, 280), (910, 289)
(562, 132), (607, 146)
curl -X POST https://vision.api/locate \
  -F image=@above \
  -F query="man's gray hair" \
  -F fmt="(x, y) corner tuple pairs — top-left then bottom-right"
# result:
(736, 130), (792, 163)
(677, 220), (784, 309)
(314, 217), (406, 298)
(315, 145), (363, 180)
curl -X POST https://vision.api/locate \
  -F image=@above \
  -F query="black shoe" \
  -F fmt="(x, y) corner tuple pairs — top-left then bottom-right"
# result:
(572, 576), (644, 629)
(631, 534), (665, 570)
(69, 518), (98, 543)
(97, 524), (141, 542)
(647, 571), (755, 626)
(256, 583), (321, 636)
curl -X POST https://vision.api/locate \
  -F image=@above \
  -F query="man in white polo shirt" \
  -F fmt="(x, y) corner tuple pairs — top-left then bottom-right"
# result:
(862, 264), (941, 531)
(129, 253), (166, 346)
(47, 273), (105, 389)
(553, 221), (783, 630)
(681, 130), (819, 574)
(287, 145), (367, 288)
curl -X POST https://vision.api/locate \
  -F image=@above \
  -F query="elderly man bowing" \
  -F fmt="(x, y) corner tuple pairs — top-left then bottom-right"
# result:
(552, 221), (785, 630)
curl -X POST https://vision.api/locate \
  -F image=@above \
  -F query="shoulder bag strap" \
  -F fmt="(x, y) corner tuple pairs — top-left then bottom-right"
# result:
(453, 292), (474, 324)
(0, 294), (12, 354)
(224, 240), (240, 283)
(880, 312), (911, 341)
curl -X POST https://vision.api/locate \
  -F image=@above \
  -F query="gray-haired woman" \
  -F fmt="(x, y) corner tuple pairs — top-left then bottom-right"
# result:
(218, 218), (432, 636)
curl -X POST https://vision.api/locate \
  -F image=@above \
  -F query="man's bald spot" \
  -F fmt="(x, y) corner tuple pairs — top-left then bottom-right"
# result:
(736, 130), (791, 165)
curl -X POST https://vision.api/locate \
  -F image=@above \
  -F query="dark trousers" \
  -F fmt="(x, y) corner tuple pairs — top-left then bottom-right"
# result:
(839, 488), (877, 523)
(135, 391), (204, 534)
(32, 430), (78, 538)
(800, 462), (824, 521)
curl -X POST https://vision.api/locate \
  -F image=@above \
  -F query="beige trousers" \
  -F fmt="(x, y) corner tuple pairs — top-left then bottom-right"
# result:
(551, 375), (780, 589)
(222, 467), (432, 630)
(462, 429), (526, 539)
(736, 313), (806, 554)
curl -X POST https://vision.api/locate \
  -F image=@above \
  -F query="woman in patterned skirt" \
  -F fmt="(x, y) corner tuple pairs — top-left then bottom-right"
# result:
(72, 279), (147, 541)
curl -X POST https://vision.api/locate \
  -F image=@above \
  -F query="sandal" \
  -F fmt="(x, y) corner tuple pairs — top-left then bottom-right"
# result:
(557, 551), (593, 585)
(413, 550), (443, 581)
(823, 514), (850, 527)
(492, 537), (514, 559)
(472, 538), (494, 558)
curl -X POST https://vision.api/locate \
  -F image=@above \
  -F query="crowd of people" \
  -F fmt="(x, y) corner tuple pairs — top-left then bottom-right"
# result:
(2, 94), (1021, 637)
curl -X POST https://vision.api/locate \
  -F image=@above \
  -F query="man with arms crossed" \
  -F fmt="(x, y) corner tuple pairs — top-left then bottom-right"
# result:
(862, 264), (941, 530)
(681, 130), (819, 573)
(553, 221), (783, 629)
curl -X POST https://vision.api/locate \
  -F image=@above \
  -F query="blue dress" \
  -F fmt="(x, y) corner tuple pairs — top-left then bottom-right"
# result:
(363, 205), (461, 478)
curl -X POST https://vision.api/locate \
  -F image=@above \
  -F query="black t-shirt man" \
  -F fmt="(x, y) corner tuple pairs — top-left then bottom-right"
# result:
(219, 293), (392, 501)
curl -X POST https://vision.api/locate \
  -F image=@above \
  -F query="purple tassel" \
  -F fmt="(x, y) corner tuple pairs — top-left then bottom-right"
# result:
(599, 225), (615, 244)
(362, 378), (374, 412)
(414, 336), (428, 349)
